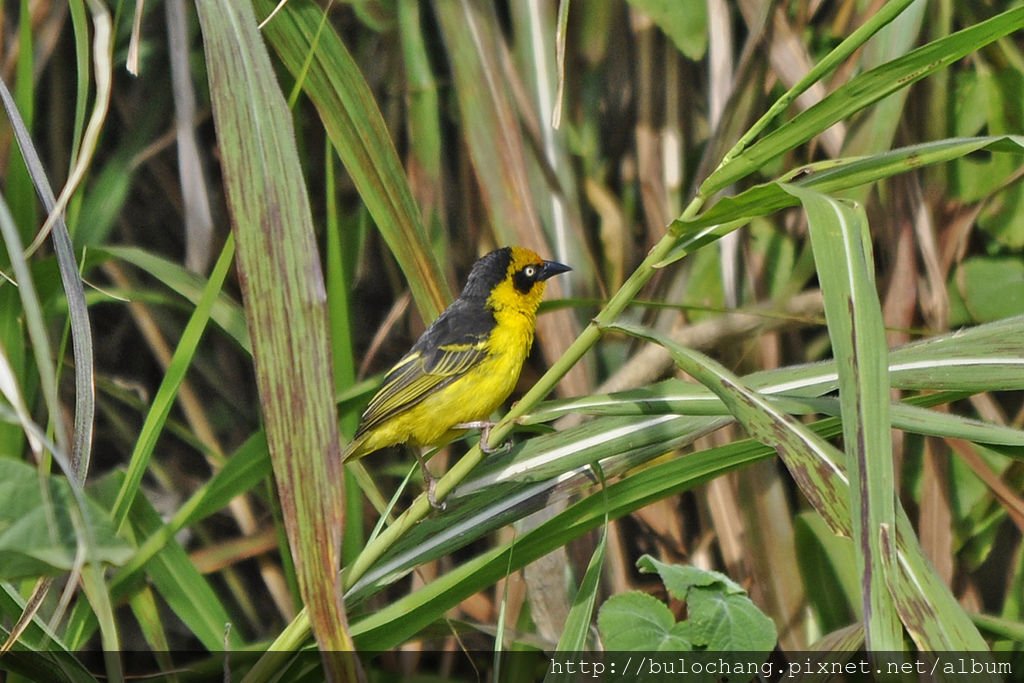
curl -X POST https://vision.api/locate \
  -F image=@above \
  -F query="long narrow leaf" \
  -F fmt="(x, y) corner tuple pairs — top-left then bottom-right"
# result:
(254, 0), (449, 319)
(678, 136), (1024, 234)
(195, 0), (354, 672)
(783, 183), (901, 650)
(109, 237), (235, 529)
(0, 76), (95, 480)
(701, 5), (1024, 193)
(607, 322), (991, 653)
(550, 518), (607, 654)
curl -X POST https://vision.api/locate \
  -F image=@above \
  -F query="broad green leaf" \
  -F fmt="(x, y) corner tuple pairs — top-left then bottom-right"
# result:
(978, 181), (1024, 249)
(626, 0), (707, 60)
(597, 591), (690, 651)
(0, 459), (131, 580)
(637, 556), (744, 599)
(971, 67), (1024, 248)
(952, 256), (1024, 323)
(684, 588), (777, 652)
(637, 556), (777, 652)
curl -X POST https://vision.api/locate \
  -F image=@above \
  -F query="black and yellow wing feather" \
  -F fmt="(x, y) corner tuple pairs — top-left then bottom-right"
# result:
(353, 297), (495, 437)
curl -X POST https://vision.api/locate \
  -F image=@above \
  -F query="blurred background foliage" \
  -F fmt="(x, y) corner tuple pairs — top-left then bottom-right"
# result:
(0, 0), (1023, 680)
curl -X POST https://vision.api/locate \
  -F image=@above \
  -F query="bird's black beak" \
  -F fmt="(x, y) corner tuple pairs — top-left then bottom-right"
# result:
(540, 260), (572, 280)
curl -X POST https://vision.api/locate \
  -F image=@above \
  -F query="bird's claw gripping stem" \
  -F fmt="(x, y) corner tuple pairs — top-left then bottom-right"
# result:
(455, 420), (511, 454)
(413, 450), (446, 511)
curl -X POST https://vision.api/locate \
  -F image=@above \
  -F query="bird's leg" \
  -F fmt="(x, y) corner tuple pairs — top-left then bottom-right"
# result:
(412, 449), (446, 511)
(454, 420), (511, 454)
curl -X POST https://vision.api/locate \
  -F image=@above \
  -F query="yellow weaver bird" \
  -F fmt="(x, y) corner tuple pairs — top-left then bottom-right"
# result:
(342, 246), (571, 507)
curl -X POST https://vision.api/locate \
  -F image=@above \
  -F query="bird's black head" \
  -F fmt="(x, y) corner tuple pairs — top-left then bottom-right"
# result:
(460, 247), (571, 300)
(460, 248), (514, 300)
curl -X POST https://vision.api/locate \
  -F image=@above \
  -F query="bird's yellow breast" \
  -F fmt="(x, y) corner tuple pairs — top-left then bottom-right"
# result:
(354, 305), (536, 453)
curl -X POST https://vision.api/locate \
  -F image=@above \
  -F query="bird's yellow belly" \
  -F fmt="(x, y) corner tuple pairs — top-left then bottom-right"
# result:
(360, 322), (532, 453)
(409, 342), (526, 446)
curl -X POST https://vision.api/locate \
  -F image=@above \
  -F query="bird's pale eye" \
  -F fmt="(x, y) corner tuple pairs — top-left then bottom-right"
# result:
(523, 265), (537, 278)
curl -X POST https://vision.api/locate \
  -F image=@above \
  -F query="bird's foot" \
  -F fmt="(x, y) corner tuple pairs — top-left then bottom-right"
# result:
(455, 420), (511, 454)
(425, 475), (446, 511)
(414, 451), (446, 511)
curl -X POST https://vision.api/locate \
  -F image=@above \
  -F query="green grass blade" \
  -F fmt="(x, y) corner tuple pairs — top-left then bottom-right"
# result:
(608, 321), (854, 537)
(680, 136), (1024, 233)
(8, 0), (37, 240)
(127, 588), (175, 680)
(0, 586), (97, 683)
(67, 472), (246, 652)
(344, 414), (728, 598)
(783, 184), (900, 650)
(348, 433), (784, 649)
(551, 517), (607, 654)
(433, 0), (541, 246)
(0, 196), (64, 459)
(885, 513), (993, 654)
(433, 0), (586, 391)
(0, 79), (96, 480)
(795, 513), (859, 629)
(323, 147), (365, 566)
(710, 0), (914, 178)
(95, 246), (250, 352)
(104, 433), (270, 595)
(701, 5), (1024, 194)
(196, 0), (354, 666)
(397, 0), (443, 190)
(608, 322), (990, 652)
(254, 0), (449, 319)
(31, 0), (113, 257)
(526, 381), (1024, 450)
(109, 236), (235, 529)
(837, 1), (927, 192)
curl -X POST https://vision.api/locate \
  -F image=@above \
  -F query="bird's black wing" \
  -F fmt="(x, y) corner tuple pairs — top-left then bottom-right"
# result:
(355, 299), (495, 436)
